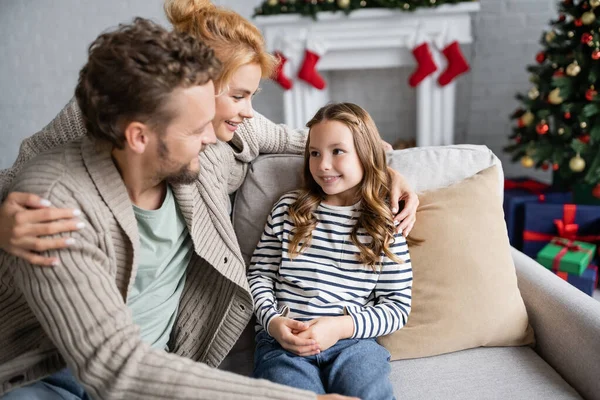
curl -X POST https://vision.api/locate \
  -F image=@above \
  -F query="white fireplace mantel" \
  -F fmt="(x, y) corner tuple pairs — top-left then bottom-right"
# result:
(255, 3), (480, 146)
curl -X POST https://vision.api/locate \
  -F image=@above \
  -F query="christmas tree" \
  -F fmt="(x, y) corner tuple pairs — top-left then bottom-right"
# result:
(506, 0), (600, 192)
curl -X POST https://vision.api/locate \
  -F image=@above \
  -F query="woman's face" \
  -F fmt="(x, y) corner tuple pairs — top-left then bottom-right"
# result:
(213, 63), (262, 142)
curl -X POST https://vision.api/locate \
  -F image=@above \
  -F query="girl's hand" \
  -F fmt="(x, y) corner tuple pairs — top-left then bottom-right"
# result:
(296, 316), (354, 352)
(0, 192), (84, 266)
(268, 316), (320, 356)
(388, 168), (418, 237)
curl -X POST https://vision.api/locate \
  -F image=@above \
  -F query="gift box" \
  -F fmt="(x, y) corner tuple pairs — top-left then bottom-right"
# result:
(536, 237), (596, 276)
(522, 203), (600, 259)
(503, 178), (572, 250)
(555, 264), (599, 296)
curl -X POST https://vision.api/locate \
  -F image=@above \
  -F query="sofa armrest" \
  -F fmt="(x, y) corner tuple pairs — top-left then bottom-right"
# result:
(512, 247), (600, 400)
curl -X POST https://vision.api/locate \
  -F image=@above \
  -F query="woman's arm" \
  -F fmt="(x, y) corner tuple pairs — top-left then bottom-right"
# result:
(0, 98), (86, 264)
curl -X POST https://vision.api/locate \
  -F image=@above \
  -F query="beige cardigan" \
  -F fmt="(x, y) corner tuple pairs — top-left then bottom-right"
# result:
(0, 100), (313, 399)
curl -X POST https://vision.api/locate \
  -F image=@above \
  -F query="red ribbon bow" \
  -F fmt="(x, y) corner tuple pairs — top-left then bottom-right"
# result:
(550, 237), (593, 272)
(504, 179), (549, 194)
(523, 204), (600, 244)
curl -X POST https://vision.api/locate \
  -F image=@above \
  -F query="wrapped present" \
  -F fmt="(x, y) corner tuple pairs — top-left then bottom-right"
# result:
(536, 237), (596, 276)
(555, 265), (599, 296)
(503, 178), (572, 250)
(522, 203), (600, 259)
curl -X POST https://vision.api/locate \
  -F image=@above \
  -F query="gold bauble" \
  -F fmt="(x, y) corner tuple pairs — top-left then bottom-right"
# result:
(267, 0), (277, 5)
(337, 0), (350, 7)
(521, 156), (535, 168)
(582, 11), (597, 25)
(581, 121), (588, 129)
(521, 111), (535, 126)
(566, 62), (581, 76)
(546, 31), (556, 42)
(592, 0), (600, 8)
(568, 31), (575, 38)
(569, 154), (586, 172)
(558, 127), (565, 135)
(528, 87), (540, 100)
(548, 88), (564, 104)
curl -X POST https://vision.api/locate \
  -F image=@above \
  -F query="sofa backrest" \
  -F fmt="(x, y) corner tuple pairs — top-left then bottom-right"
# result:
(232, 144), (503, 265)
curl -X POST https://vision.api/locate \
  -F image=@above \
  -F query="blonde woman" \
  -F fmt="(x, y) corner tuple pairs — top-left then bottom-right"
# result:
(0, 0), (418, 267)
(248, 103), (413, 400)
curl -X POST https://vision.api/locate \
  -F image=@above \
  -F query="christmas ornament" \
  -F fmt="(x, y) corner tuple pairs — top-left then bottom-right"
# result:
(566, 62), (581, 76)
(586, 87), (597, 101)
(553, 163), (560, 171)
(521, 156), (535, 168)
(536, 121), (550, 134)
(564, 111), (572, 119)
(575, 18), (583, 27)
(582, 11), (597, 25)
(548, 88), (564, 104)
(559, 14), (566, 21)
(592, 183), (600, 198)
(272, 51), (293, 90)
(579, 134), (591, 143)
(582, 33), (594, 45)
(528, 87), (540, 99)
(521, 111), (535, 126)
(409, 42), (437, 87)
(569, 154), (586, 172)
(337, 0), (350, 8)
(559, 127), (566, 135)
(553, 69), (565, 77)
(437, 41), (470, 86)
(267, 0), (277, 5)
(592, 0), (600, 8)
(568, 31), (575, 38)
(536, 52), (546, 63)
(298, 38), (327, 90)
(545, 31), (556, 42)
(542, 162), (550, 171)
(581, 121), (588, 129)
(593, 49), (600, 60)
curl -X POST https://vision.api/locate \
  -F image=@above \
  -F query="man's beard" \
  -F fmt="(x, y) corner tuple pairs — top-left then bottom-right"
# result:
(158, 138), (199, 185)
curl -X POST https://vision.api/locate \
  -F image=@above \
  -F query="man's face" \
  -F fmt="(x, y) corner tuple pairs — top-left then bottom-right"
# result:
(154, 82), (217, 185)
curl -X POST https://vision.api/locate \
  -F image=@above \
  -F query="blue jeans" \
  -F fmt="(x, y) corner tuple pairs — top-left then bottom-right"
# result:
(2, 368), (90, 400)
(253, 330), (395, 400)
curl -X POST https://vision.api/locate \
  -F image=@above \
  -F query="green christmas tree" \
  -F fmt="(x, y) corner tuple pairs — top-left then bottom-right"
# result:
(506, 0), (600, 192)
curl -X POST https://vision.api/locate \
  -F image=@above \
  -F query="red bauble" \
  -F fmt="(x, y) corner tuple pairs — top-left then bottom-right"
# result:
(579, 134), (591, 143)
(554, 69), (565, 77)
(541, 163), (550, 171)
(564, 111), (572, 119)
(593, 50), (600, 60)
(559, 14), (566, 22)
(583, 2), (589, 9)
(592, 184), (600, 198)
(582, 32), (593, 44)
(536, 52), (546, 63)
(518, 119), (525, 128)
(515, 136), (522, 143)
(536, 122), (550, 134)
(553, 163), (560, 171)
(586, 88), (597, 101)
(575, 18), (584, 27)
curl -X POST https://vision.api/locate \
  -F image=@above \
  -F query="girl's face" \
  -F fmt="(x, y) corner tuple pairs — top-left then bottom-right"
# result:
(308, 120), (364, 207)
(213, 63), (262, 142)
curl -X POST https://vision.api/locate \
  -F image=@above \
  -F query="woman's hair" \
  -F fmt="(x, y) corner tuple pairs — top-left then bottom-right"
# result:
(164, 0), (277, 91)
(75, 17), (220, 149)
(288, 102), (404, 271)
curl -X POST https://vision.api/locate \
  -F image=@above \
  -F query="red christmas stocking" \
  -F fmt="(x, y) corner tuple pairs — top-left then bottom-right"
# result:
(298, 38), (327, 90)
(409, 42), (438, 87)
(272, 51), (293, 90)
(438, 41), (470, 87)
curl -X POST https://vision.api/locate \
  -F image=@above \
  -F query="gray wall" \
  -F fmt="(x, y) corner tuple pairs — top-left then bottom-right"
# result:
(0, 0), (557, 181)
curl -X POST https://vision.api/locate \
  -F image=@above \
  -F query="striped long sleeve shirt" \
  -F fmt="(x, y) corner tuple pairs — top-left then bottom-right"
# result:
(248, 191), (413, 339)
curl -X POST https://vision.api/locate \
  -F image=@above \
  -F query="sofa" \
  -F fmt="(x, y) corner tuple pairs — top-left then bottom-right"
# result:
(220, 144), (600, 400)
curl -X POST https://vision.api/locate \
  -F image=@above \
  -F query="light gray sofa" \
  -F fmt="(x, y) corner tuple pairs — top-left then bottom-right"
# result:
(221, 145), (600, 400)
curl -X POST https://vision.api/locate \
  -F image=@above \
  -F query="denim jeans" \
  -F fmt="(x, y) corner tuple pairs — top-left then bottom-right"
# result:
(253, 330), (395, 400)
(2, 368), (90, 400)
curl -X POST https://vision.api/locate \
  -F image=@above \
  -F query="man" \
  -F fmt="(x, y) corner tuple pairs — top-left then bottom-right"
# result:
(0, 18), (352, 400)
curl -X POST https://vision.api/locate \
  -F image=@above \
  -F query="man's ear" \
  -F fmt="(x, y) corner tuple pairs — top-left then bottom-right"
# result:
(123, 121), (150, 154)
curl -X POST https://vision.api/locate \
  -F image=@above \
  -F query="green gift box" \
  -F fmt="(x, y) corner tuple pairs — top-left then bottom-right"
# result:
(536, 237), (596, 276)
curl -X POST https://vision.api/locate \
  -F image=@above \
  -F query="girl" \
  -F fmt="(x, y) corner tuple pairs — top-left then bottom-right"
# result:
(0, 0), (418, 267)
(248, 103), (413, 400)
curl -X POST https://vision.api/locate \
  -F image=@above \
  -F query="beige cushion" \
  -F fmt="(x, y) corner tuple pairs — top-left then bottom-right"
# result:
(378, 165), (535, 360)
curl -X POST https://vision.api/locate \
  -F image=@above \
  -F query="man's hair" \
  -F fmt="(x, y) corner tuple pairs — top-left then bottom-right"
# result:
(75, 17), (221, 148)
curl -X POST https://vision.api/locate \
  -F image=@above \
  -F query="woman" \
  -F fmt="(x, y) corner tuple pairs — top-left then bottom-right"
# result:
(0, 0), (418, 267)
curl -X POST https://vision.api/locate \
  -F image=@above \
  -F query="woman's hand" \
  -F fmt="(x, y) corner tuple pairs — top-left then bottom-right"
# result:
(387, 168), (418, 237)
(0, 192), (84, 266)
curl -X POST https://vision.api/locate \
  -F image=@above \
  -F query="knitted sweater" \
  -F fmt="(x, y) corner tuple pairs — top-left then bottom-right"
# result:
(0, 100), (312, 399)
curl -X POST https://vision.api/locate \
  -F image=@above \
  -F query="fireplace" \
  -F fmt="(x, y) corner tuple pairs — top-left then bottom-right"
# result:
(255, 3), (480, 146)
